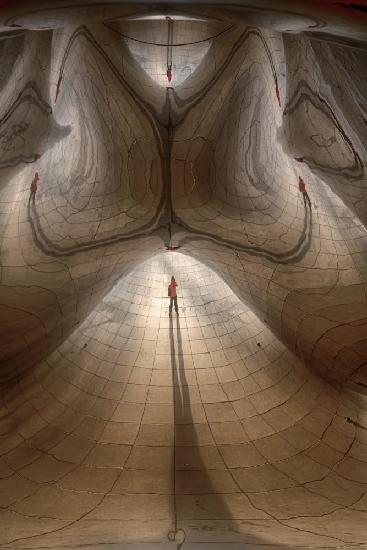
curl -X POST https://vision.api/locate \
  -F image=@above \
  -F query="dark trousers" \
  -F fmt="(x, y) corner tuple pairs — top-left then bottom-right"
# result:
(302, 191), (311, 208)
(169, 296), (178, 313)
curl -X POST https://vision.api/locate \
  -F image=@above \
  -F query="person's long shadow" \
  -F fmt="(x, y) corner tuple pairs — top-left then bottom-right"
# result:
(27, 194), (164, 258)
(175, 197), (313, 265)
(168, 315), (241, 548)
(168, 316), (298, 550)
(27, 173), (312, 265)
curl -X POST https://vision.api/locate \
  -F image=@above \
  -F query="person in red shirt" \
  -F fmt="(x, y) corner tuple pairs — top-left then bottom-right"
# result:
(299, 176), (311, 208)
(169, 275), (179, 315)
(29, 172), (40, 203)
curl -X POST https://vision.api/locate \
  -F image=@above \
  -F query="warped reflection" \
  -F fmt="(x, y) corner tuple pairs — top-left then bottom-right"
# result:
(0, 1), (367, 548)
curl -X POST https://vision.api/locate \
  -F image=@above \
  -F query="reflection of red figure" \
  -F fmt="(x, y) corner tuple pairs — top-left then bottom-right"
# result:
(275, 81), (281, 107)
(299, 175), (311, 208)
(167, 68), (172, 83)
(29, 172), (40, 202)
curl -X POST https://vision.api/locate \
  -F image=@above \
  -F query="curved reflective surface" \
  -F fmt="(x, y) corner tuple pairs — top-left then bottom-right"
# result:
(0, 1), (367, 548)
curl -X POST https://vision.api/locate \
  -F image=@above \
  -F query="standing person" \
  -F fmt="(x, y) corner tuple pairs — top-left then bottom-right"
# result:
(299, 176), (311, 208)
(29, 172), (40, 202)
(168, 275), (179, 316)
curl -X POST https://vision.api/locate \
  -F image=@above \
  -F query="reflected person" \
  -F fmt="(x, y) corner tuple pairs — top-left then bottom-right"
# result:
(29, 172), (40, 203)
(299, 175), (311, 208)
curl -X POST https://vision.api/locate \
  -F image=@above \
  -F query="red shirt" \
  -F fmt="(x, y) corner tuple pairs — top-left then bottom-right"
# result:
(299, 178), (306, 193)
(170, 281), (178, 298)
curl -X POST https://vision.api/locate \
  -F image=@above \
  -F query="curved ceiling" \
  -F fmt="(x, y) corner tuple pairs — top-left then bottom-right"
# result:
(0, 1), (366, 547)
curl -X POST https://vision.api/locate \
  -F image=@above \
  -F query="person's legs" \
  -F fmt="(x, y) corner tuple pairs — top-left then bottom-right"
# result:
(174, 296), (178, 313)
(169, 297), (173, 315)
(305, 192), (311, 208)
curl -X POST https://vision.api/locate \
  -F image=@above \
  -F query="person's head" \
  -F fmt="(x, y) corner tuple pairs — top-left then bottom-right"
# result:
(35, 172), (39, 181)
(171, 275), (175, 282)
(299, 176), (302, 182)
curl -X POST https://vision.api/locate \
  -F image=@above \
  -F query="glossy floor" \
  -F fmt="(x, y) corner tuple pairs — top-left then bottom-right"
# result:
(1, 253), (366, 548)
